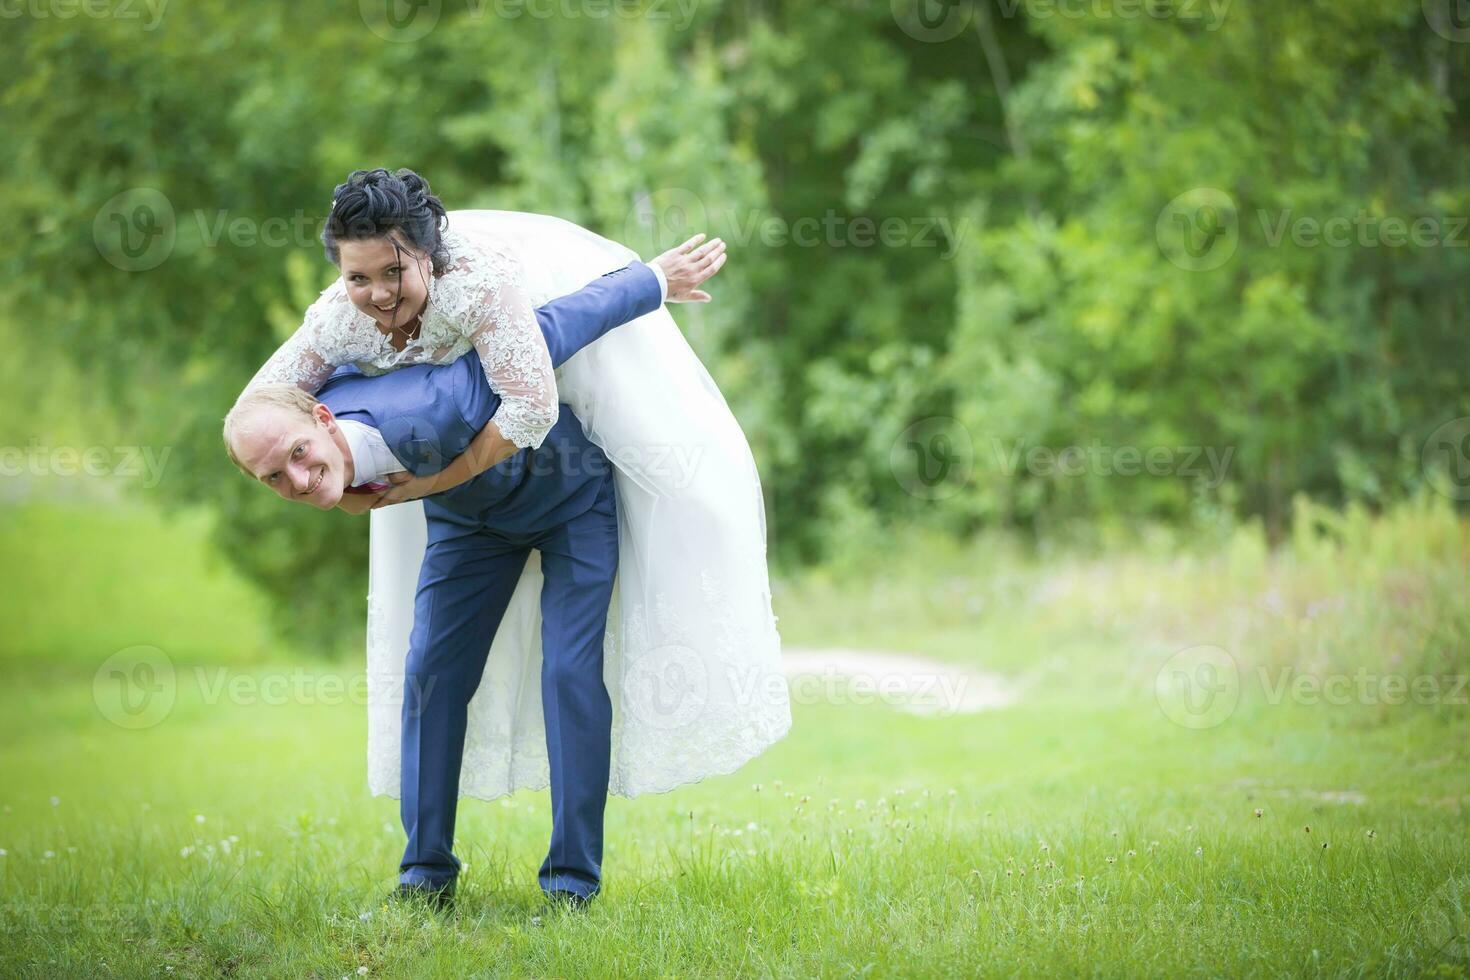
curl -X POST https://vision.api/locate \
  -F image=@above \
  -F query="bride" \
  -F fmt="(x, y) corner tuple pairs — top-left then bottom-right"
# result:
(248, 168), (790, 800)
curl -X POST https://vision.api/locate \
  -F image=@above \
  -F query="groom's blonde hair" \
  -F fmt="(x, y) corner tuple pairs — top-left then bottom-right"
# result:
(223, 384), (323, 477)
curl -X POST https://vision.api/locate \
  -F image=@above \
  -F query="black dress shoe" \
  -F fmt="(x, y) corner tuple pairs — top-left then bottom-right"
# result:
(544, 889), (594, 912)
(389, 880), (456, 912)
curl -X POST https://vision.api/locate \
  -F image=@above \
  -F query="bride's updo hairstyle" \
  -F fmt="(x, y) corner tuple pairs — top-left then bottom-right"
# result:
(322, 167), (451, 276)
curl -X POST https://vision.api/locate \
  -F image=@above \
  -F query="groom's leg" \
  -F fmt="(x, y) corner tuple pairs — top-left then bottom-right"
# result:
(400, 532), (530, 888)
(534, 477), (619, 899)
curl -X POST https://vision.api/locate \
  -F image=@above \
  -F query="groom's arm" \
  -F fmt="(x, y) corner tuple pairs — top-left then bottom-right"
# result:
(534, 262), (664, 367)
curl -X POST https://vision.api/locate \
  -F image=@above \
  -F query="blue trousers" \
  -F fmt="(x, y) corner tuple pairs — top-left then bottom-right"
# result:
(398, 477), (618, 899)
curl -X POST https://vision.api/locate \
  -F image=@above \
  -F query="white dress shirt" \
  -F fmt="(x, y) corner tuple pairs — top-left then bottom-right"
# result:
(647, 261), (669, 303)
(340, 419), (407, 487)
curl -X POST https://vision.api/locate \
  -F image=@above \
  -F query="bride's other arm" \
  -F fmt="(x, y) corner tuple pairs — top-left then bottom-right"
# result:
(378, 245), (554, 504)
(243, 291), (344, 395)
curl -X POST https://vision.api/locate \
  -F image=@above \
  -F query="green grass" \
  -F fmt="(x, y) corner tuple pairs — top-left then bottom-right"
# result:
(1, 499), (1468, 977)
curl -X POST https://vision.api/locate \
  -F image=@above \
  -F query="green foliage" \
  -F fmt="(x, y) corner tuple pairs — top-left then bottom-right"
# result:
(3, 1), (1466, 639)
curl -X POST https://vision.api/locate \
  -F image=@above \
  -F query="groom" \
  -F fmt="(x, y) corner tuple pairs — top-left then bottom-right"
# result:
(225, 256), (680, 911)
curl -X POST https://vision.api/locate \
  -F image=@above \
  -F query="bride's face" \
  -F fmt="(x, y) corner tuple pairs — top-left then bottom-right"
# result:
(234, 404), (350, 511)
(338, 233), (433, 332)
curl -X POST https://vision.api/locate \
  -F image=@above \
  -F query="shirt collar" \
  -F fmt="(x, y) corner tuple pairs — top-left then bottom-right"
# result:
(337, 419), (376, 487)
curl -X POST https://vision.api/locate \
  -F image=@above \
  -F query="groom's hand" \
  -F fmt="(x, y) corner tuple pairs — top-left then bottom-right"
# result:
(651, 233), (727, 303)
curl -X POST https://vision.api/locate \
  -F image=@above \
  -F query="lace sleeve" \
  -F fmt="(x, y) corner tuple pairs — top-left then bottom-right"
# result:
(456, 243), (559, 450)
(244, 286), (348, 395)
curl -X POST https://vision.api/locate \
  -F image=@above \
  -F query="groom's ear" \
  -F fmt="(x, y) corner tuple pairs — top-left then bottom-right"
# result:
(312, 402), (337, 431)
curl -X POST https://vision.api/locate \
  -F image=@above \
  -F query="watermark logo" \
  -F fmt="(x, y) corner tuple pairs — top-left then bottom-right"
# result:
(1422, 417), (1470, 501)
(625, 187), (710, 255)
(622, 643), (709, 730)
(890, 416), (974, 500)
(1424, 0), (1470, 42)
(92, 661), (444, 729)
(1155, 644), (1240, 729)
(93, 646), (176, 730)
(359, 0), (441, 42)
(892, 0), (1231, 41)
(490, 0), (701, 30)
(891, 0), (972, 42)
(94, 188), (175, 272)
(0, 0), (169, 30)
(0, 442), (172, 488)
(1255, 667), (1466, 708)
(1258, 210), (1468, 250)
(624, 190), (969, 257)
(991, 438), (1234, 486)
(1157, 188), (1239, 272)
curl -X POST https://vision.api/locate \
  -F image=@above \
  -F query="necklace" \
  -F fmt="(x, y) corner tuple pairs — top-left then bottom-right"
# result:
(378, 306), (424, 351)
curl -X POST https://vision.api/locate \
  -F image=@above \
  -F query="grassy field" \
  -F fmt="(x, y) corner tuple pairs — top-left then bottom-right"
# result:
(1, 498), (1468, 977)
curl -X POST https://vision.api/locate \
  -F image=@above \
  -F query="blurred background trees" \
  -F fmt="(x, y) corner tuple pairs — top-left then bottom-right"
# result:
(3, 0), (1466, 643)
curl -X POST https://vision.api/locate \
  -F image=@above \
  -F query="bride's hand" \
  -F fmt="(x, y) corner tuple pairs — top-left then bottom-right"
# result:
(372, 470), (439, 508)
(651, 233), (727, 303)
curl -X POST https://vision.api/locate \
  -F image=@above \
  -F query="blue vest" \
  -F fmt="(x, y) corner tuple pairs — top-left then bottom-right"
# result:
(317, 354), (611, 539)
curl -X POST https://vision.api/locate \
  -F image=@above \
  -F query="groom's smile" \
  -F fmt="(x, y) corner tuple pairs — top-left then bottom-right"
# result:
(301, 465), (325, 497)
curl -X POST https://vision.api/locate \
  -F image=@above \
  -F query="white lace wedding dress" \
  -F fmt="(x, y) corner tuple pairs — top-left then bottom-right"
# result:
(260, 209), (791, 799)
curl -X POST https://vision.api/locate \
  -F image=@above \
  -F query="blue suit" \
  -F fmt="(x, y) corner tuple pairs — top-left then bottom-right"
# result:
(316, 262), (663, 899)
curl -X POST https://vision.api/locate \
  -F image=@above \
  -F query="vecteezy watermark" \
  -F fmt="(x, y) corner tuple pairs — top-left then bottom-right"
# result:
(0, 0), (168, 30)
(94, 190), (338, 271)
(1156, 188), (1240, 271)
(94, 188), (176, 272)
(991, 439), (1235, 487)
(359, 0), (698, 42)
(1155, 645), (1241, 729)
(1421, 417), (1470, 501)
(0, 442), (171, 488)
(540, 441), (706, 490)
(1424, 0), (1470, 43)
(770, 665), (976, 716)
(93, 651), (443, 730)
(622, 653), (985, 727)
(890, 417), (975, 501)
(623, 188), (971, 259)
(1159, 188), (1470, 271)
(621, 644), (712, 731)
(891, 0), (1230, 43)
(1255, 667), (1468, 708)
(1256, 210), (1470, 250)
(488, 0), (700, 29)
(626, 187), (709, 253)
(358, 0), (441, 42)
(1156, 647), (1468, 730)
(93, 646), (177, 730)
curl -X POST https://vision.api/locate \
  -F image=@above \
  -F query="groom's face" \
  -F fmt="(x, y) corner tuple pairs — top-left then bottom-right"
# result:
(233, 404), (350, 511)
